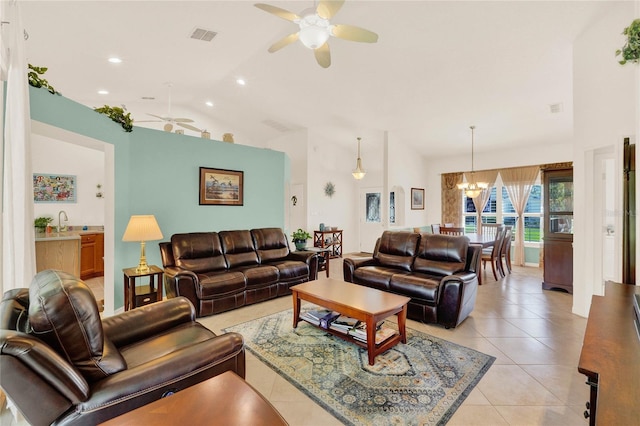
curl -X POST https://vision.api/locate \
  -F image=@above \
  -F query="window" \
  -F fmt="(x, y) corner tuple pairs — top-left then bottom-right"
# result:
(462, 177), (542, 244)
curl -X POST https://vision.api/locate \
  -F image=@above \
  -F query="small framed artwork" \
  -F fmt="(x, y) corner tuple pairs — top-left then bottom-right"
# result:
(33, 174), (77, 203)
(411, 187), (425, 210)
(199, 167), (244, 206)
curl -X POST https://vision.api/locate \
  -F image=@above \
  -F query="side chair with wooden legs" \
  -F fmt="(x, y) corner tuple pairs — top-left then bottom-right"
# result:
(499, 226), (513, 274)
(481, 226), (506, 280)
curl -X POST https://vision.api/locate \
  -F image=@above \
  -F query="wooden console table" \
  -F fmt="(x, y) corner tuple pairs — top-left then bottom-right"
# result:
(578, 281), (640, 424)
(313, 229), (342, 258)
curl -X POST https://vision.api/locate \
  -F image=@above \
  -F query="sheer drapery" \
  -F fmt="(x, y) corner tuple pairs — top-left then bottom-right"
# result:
(1, 0), (36, 293)
(442, 173), (463, 226)
(500, 166), (540, 266)
(466, 170), (498, 234)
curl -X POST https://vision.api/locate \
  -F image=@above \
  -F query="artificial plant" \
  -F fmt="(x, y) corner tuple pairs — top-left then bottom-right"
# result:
(28, 64), (60, 94)
(94, 105), (134, 132)
(616, 18), (640, 65)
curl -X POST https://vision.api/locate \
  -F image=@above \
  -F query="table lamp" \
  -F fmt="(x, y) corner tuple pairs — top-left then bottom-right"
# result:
(122, 215), (163, 274)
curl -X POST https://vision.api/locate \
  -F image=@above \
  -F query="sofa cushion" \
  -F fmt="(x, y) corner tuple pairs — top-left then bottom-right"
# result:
(220, 230), (260, 269)
(234, 265), (279, 289)
(413, 234), (468, 276)
(266, 260), (309, 283)
(28, 270), (127, 383)
(172, 232), (227, 273)
(354, 266), (410, 291)
(389, 273), (441, 304)
(251, 228), (290, 262)
(373, 231), (419, 272)
(197, 271), (247, 299)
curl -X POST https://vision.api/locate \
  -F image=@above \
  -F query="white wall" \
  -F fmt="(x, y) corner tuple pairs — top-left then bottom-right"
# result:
(573, 1), (638, 316)
(32, 134), (105, 227)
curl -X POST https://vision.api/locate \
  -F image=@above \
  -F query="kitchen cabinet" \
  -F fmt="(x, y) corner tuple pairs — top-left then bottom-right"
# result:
(36, 239), (81, 277)
(80, 233), (105, 280)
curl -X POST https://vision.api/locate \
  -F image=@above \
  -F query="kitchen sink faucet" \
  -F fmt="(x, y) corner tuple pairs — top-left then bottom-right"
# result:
(58, 210), (68, 232)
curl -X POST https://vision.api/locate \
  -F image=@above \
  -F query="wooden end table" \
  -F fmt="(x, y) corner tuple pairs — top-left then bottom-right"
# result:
(123, 265), (163, 311)
(300, 247), (331, 277)
(291, 279), (410, 366)
(99, 371), (288, 425)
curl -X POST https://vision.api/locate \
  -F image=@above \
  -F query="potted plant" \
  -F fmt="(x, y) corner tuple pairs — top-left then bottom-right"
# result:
(291, 228), (311, 251)
(34, 216), (53, 233)
(616, 18), (640, 65)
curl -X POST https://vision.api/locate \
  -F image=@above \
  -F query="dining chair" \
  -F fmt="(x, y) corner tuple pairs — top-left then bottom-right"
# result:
(440, 227), (465, 236)
(481, 226), (506, 280)
(431, 224), (441, 234)
(442, 223), (454, 227)
(499, 226), (513, 274)
(481, 223), (501, 238)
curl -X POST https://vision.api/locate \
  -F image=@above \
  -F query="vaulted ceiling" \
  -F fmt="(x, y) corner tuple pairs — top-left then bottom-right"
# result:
(20, 1), (614, 157)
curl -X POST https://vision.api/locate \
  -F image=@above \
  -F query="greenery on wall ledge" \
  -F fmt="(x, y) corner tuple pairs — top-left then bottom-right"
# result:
(616, 18), (640, 65)
(28, 64), (60, 94)
(94, 105), (134, 132)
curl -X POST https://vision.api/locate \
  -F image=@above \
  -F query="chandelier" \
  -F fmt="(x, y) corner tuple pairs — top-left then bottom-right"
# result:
(352, 137), (366, 180)
(457, 126), (488, 198)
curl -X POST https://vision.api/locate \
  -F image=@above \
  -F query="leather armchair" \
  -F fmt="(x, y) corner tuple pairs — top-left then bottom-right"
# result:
(0, 270), (245, 426)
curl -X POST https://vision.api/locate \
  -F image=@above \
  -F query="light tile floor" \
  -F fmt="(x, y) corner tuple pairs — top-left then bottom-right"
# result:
(1, 258), (589, 425)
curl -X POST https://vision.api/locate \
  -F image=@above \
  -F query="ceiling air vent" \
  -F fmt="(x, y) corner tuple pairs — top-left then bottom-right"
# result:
(549, 103), (563, 114)
(190, 27), (217, 42)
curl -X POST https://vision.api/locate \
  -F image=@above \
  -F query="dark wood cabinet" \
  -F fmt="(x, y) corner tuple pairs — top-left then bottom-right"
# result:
(80, 233), (105, 280)
(313, 230), (343, 258)
(542, 168), (573, 293)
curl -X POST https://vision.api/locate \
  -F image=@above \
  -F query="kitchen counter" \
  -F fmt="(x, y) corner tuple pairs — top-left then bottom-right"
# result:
(35, 229), (104, 242)
(35, 228), (104, 279)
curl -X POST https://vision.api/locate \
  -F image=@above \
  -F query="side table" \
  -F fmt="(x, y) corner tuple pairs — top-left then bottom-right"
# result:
(123, 265), (163, 311)
(300, 247), (331, 278)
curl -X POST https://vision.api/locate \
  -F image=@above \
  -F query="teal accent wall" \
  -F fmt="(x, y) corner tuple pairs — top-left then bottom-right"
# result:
(29, 87), (288, 308)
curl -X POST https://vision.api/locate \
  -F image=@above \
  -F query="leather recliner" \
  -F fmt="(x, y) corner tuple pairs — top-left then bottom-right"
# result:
(0, 269), (245, 426)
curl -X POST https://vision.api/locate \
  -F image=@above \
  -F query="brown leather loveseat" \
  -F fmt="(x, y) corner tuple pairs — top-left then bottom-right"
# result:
(0, 270), (245, 426)
(343, 231), (481, 328)
(159, 227), (318, 317)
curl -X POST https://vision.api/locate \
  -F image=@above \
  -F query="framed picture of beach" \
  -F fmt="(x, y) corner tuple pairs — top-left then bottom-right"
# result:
(199, 167), (244, 206)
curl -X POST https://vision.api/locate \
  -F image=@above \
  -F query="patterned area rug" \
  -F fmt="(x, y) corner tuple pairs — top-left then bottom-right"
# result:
(224, 309), (495, 426)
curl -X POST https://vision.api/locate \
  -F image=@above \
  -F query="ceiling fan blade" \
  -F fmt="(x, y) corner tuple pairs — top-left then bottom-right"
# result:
(331, 24), (379, 43)
(147, 113), (169, 121)
(172, 118), (195, 123)
(176, 122), (202, 132)
(254, 3), (300, 22)
(268, 32), (299, 53)
(314, 43), (331, 68)
(317, 0), (344, 20)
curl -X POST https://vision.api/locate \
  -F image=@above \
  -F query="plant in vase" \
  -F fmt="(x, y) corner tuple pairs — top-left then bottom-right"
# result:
(291, 228), (311, 251)
(34, 216), (53, 234)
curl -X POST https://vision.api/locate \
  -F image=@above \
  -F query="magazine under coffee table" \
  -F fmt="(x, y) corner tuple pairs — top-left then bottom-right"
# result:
(291, 279), (411, 365)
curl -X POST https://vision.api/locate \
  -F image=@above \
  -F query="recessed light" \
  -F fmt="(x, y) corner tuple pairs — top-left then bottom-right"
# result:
(205, 101), (214, 107)
(98, 90), (109, 95)
(108, 57), (122, 64)
(236, 78), (246, 86)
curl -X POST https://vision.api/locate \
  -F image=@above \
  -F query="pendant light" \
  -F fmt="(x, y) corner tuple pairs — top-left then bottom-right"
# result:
(457, 126), (488, 198)
(352, 137), (366, 180)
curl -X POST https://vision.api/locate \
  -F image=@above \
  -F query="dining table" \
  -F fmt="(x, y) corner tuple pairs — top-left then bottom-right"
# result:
(465, 233), (495, 248)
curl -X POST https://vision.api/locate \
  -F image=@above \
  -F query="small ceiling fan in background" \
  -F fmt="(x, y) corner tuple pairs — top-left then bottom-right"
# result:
(137, 83), (201, 132)
(255, 0), (378, 68)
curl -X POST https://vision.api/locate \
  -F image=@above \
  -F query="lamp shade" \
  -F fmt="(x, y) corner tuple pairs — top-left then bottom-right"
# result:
(122, 215), (163, 242)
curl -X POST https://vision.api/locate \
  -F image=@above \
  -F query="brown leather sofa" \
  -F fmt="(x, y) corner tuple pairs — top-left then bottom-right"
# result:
(343, 231), (481, 328)
(0, 270), (245, 426)
(159, 227), (318, 317)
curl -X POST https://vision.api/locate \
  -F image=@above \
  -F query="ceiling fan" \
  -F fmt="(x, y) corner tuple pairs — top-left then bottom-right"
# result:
(255, 0), (378, 68)
(137, 83), (201, 133)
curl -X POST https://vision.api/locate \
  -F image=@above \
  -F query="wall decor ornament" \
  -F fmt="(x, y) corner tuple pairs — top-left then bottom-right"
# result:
(199, 167), (244, 206)
(324, 182), (335, 197)
(33, 174), (77, 203)
(411, 187), (425, 210)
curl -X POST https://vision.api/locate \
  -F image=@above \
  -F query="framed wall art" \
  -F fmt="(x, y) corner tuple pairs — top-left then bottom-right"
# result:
(199, 167), (244, 206)
(411, 187), (425, 210)
(33, 174), (77, 203)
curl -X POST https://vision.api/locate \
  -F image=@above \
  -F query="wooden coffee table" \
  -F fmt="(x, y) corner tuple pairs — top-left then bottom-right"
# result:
(291, 279), (410, 365)
(100, 371), (288, 425)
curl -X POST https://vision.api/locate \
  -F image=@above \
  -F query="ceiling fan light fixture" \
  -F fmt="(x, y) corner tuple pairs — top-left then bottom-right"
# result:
(298, 12), (331, 49)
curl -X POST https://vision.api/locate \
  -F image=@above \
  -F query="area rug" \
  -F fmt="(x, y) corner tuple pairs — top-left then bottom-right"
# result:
(224, 309), (495, 426)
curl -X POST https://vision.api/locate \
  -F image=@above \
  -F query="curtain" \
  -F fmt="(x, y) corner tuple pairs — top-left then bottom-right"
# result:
(1, 0), (35, 294)
(501, 166), (540, 266)
(441, 173), (463, 226)
(467, 170), (499, 234)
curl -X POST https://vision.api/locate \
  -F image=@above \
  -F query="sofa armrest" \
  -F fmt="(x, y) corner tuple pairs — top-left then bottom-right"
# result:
(286, 251), (319, 280)
(0, 330), (90, 403)
(466, 244), (482, 275)
(343, 257), (376, 282)
(103, 297), (196, 347)
(438, 272), (479, 328)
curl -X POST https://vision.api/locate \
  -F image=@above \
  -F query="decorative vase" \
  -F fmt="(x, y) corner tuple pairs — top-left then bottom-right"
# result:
(294, 241), (306, 251)
(319, 223), (325, 231)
